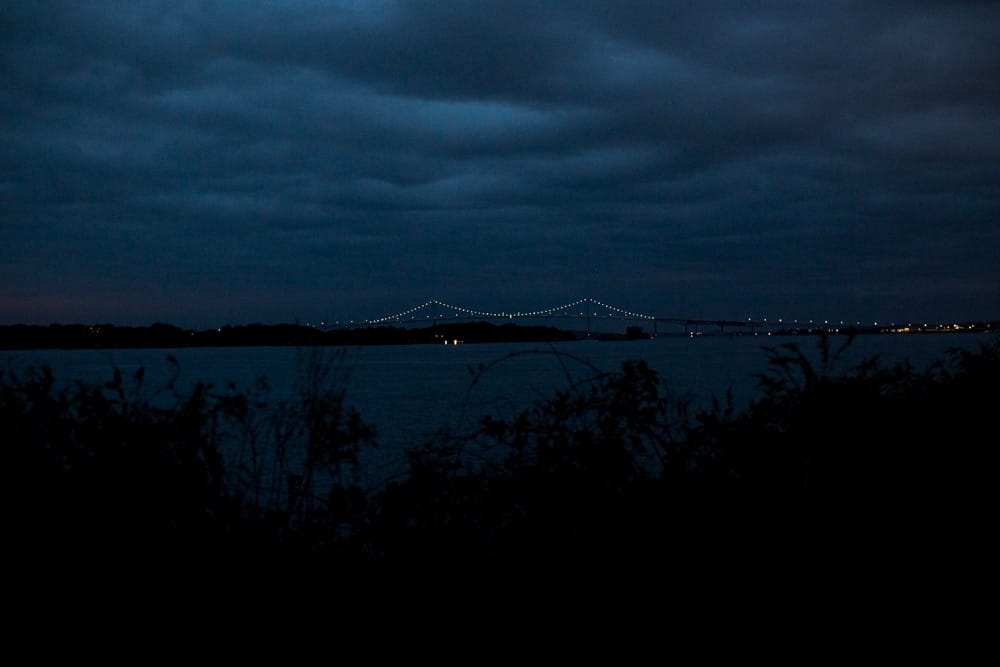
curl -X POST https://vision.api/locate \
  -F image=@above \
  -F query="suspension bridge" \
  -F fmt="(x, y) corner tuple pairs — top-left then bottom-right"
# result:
(331, 298), (764, 336)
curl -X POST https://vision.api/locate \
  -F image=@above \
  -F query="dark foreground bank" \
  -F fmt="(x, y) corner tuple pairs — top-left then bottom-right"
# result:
(3, 334), (997, 566)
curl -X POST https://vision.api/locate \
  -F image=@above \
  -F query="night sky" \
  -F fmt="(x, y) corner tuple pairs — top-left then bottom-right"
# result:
(3, 1), (998, 327)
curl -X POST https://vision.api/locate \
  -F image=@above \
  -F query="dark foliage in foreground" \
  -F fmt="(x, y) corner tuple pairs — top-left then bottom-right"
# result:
(3, 336), (997, 563)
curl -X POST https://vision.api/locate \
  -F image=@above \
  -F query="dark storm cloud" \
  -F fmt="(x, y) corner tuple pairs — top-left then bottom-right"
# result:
(2, 1), (998, 325)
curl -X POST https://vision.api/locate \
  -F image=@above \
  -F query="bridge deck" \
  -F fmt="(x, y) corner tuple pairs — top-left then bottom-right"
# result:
(348, 298), (763, 329)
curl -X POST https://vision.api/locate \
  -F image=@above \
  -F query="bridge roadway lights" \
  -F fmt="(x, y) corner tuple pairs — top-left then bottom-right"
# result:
(355, 299), (766, 333)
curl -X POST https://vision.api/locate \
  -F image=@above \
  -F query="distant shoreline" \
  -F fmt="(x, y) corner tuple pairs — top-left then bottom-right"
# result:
(0, 320), (994, 351)
(0, 321), (575, 351)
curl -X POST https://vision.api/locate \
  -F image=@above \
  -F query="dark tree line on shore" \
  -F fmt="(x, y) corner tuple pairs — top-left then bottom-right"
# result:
(3, 320), (995, 351)
(3, 334), (996, 566)
(0, 321), (577, 350)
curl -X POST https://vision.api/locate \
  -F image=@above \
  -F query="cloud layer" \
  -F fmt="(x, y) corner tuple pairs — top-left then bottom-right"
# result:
(3, 1), (999, 325)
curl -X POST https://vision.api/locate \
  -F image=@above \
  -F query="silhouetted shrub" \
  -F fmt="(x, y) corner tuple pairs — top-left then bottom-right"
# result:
(2, 363), (245, 549)
(2, 349), (375, 555)
(372, 334), (1000, 563)
(4, 335), (997, 563)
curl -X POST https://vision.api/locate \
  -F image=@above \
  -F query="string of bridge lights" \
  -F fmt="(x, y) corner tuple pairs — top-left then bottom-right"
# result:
(365, 298), (657, 324)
